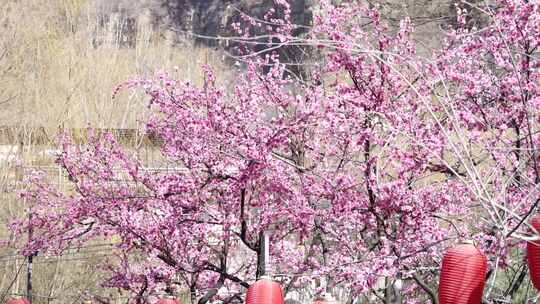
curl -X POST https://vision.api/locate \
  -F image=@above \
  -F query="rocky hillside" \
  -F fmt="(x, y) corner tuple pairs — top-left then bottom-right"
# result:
(92, 0), (312, 45)
(91, 0), (477, 68)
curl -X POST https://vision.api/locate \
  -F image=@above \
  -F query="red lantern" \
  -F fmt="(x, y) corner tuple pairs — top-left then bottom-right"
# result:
(245, 276), (284, 304)
(157, 296), (181, 304)
(6, 297), (30, 304)
(438, 241), (487, 304)
(527, 215), (540, 290)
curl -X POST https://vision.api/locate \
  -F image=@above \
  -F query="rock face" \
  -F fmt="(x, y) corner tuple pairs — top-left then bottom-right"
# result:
(160, 0), (312, 44)
(91, 0), (313, 75)
(159, 0), (314, 77)
(92, 0), (312, 44)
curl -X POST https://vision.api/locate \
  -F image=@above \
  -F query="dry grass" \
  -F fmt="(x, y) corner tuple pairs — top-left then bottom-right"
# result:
(1, 0), (230, 131)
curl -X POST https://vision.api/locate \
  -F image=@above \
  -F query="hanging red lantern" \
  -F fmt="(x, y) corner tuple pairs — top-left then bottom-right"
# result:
(245, 276), (284, 304)
(157, 296), (182, 304)
(6, 297), (30, 304)
(527, 215), (540, 290)
(438, 241), (487, 304)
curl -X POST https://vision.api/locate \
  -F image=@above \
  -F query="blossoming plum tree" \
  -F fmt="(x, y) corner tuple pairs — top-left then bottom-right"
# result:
(7, 0), (539, 303)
